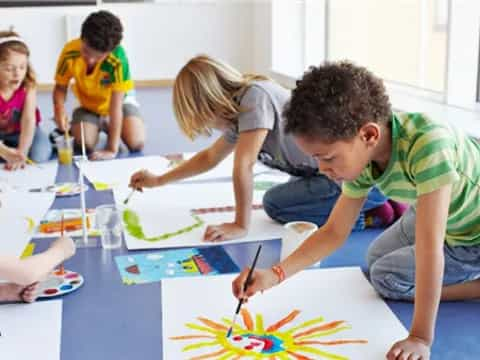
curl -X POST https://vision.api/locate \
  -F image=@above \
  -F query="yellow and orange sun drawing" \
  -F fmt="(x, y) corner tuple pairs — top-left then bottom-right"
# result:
(170, 308), (368, 359)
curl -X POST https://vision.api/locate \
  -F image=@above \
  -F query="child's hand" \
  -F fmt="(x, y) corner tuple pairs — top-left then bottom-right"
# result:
(129, 169), (158, 191)
(387, 335), (431, 360)
(2, 147), (26, 171)
(50, 235), (76, 260)
(232, 268), (278, 300)
(203, 222), (247, 242)
(90, 149), (117, 161)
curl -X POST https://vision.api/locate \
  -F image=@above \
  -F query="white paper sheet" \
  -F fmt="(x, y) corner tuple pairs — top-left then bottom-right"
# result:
(162, 267), (408, 360)
(0, 300), (62, 360)
(174, 152), (271, 182)
(0, 190), (55, 257)
(80, 154), (273, 191)
(78, 156), (171, 190)
(0, 161), (58, 192)
(118, 182), (282, 250)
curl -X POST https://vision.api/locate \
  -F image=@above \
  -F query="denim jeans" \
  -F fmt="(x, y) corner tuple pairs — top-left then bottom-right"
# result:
(262, 174), (387, 231)
(0, 126), (52, 163)
(367, 207), (480, 300)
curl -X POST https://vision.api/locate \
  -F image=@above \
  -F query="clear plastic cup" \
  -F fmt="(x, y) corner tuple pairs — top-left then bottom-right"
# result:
(55, 137), (73, 165)
(96, 205), (123, 249)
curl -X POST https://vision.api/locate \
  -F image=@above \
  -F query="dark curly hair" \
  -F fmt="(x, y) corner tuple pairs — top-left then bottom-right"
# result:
(284, 61), (391, 143)
(81, 10), (123, 52)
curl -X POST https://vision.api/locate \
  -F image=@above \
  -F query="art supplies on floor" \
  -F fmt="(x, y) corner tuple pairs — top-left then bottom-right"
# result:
(36, 269), (84, 299)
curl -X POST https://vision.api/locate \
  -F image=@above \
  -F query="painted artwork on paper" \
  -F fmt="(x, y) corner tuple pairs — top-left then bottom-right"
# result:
(115, 247), (239, 285)
(162, 268), (409, 359)
(35, 208), (100, 238)
(171, 307), (367, 359)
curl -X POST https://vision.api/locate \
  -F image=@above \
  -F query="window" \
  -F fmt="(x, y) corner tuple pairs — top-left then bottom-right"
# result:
(271, 0), (480, 111)
(327, 0), (447, 94)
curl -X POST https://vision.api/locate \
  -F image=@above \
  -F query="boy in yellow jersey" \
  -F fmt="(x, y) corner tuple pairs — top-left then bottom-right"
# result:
(52, 10), (145, 161)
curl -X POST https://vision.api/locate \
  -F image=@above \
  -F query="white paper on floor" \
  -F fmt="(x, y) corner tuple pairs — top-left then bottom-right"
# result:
(173, 152), (271, 182)
(117, 182), (282, 250)
(0, 300), (62, 360)
(0, 190), (55, 257)
(78, 156), (171, 190)
(162, 267), (408, 360)
(0, 161), (58, 192)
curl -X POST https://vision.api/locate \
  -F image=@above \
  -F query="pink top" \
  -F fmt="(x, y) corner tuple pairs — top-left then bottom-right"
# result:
(0, 86), (41, 135)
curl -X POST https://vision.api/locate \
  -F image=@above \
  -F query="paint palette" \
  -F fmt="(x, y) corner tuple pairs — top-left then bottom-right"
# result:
(37, 269), (84, 298)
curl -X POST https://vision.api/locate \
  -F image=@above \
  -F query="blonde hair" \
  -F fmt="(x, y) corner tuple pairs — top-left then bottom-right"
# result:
(0, 30), (36, 88)
(173, 55), (268, 139)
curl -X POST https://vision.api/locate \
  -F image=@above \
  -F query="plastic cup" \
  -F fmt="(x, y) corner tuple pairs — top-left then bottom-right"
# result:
(280, 221), (319, 262)
(55, 137), (73, 165)
(96, 205), (123, 249)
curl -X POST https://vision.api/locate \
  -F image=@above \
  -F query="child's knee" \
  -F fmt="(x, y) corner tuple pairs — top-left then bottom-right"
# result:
(366, 243), (380, 269)
(126, 140), (144, 153)
(369, 260), (415, 301)
(262, 189), (281, 220)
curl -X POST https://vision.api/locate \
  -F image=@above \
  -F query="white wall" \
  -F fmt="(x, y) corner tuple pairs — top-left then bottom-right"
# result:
(0, 1), (255, 84)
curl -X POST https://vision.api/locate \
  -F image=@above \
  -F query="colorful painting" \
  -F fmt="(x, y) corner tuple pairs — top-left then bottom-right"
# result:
(171, 307), (367, 359)
(115, 247), (239, 285)
(162, 268), (409, 359)
(35, 208), (100, 238)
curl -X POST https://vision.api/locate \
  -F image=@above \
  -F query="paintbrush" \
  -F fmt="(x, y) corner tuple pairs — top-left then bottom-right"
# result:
(62, 115), (70, 142)
(123, 188), (135, 205)
(58, 212), (65, 275)
(226, 244), (262, 338)
(26, 157), (43, 169)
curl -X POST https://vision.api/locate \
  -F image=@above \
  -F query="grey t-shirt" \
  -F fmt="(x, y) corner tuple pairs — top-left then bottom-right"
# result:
(223, 81), (318, 176)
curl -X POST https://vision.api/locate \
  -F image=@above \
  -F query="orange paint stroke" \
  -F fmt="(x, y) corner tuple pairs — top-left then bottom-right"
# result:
(266, 310), (301, 332)
(293, 320), (346, 338)
(240, 308), (254, 331)
(169, 335), (215, 340)
(197, 317), (228, 331)
(286, 351), (313, 360)
(295, 339), (368, 346)
(190, 348), (229, 360)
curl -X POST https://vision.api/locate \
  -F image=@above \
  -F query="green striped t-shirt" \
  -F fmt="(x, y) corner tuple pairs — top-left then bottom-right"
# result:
(343, 112), (480, 246)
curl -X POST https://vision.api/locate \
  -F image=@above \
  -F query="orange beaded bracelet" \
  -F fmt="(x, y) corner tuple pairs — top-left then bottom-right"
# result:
(271, 264), (286, 284)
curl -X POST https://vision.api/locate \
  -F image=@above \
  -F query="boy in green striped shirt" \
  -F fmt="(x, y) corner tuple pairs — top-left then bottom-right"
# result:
(232, 61), (480, 359)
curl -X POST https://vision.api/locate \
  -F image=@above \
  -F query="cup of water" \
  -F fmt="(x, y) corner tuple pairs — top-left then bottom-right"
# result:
(280, 221), (319, 263)
(96, 204), (123, 249)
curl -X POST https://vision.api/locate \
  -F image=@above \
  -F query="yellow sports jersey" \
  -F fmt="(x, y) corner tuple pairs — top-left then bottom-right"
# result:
(55, 39), (134, 116)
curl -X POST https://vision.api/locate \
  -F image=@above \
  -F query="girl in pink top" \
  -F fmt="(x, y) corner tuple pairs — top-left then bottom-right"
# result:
(0, 31), (51, 170)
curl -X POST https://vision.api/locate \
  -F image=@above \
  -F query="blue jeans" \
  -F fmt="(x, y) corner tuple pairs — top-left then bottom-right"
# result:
(262, 174), (387, 231)
(367, 207), (480, 300)
(0, 127), (52, 163)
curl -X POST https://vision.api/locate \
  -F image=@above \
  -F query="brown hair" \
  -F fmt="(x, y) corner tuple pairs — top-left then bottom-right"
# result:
(0, 30), (36, 88)
(284, 61), (391, 142)
(173, 55), (268, 140)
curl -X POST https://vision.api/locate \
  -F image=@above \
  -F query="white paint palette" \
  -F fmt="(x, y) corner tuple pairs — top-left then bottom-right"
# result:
(37, 269), (84, 298)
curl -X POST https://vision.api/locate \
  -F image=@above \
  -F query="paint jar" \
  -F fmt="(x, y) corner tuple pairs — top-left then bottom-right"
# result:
(280, 221), (319, 264)
(55, 136), (73, 165)
(96, 205), (123, 249)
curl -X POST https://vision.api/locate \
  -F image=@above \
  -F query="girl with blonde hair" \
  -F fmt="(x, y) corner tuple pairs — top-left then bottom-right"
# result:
(130, 55), (396, 241)
(0, 31), (52, 169)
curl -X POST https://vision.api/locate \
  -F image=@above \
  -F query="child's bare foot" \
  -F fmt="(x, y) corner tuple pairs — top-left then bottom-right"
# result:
(0, 282), (39, 303)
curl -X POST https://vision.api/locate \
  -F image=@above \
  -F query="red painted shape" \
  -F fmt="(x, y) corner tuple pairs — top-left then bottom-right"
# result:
(44, 289), (58, 295)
